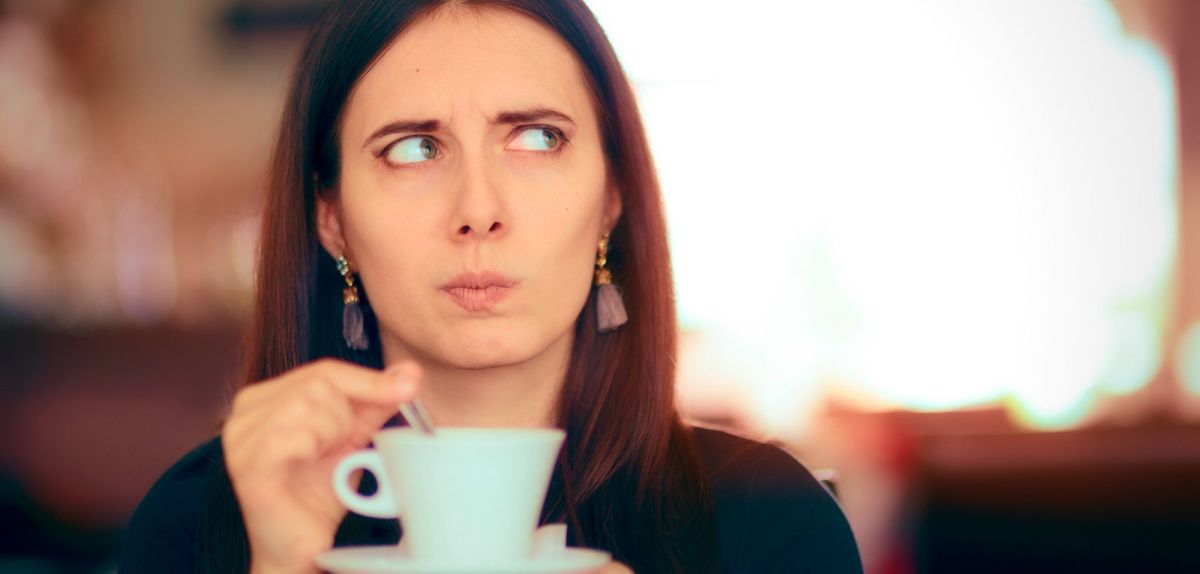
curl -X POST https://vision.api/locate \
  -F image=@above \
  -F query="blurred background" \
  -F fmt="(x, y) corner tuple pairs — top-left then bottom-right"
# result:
(1, 0), (1198, 572)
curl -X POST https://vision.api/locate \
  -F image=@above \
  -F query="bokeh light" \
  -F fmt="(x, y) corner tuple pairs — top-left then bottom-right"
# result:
(592, 0), (1177, 431)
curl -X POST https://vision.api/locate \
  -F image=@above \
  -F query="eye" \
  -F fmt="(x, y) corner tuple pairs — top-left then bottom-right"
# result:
(382, 136), (439, 166)
(508, 127), (565, 152)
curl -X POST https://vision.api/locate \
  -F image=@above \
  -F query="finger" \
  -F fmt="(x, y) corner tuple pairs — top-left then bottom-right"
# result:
(322, 361), (421, 407)
(226, 360), (420, 466)
(294, 380), (357, 457)
(228, 371), (310, 417)
(343, 402), (405, 447)
(226, 418), (319, 478)
(244, 376), (360, 456)
(292, 376), (385, 451)
(249, 399), (348, 468)
(266, 373), (400, 455)
(293, 400), (349, 459)
(231, 358), (380, 413)
(225, 375), (325, 447)
(229, 379), (279, 416)
(317, 384), (356, 444)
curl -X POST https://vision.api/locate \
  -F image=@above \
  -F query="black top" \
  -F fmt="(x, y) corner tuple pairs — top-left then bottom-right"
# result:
(119, 427), (862, 573)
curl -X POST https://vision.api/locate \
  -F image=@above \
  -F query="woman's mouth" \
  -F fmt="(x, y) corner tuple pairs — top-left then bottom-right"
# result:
(442, 285), (511, 311)
(439, 272), (516, 312)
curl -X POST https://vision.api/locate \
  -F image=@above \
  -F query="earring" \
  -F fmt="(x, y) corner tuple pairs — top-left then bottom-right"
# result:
(336, 255), (369, 351)
(594, 233), (628, 333)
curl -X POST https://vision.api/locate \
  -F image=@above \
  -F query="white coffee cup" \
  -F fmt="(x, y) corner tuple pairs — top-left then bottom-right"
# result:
(332, 427), (565, 565)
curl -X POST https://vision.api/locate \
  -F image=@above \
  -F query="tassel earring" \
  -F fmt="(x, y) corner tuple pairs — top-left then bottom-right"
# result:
(336, 255), (369, 351)
(594, 233), (628, 332)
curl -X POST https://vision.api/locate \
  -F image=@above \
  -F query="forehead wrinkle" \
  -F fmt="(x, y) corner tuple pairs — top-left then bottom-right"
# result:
(460, 9), (600, 137)
(475, 25), (590, 136)
(346, 5), (596, 144)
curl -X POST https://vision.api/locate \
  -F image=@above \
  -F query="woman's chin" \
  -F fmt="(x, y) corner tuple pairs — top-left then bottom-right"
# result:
(435, 333), (538, 370)
(386, 318), (573, 370)
(440, 346), (531, 370)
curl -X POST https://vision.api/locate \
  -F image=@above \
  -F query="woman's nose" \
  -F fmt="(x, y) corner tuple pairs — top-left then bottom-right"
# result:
(455, 219), (503, 237)
(449, 160), (507, 241)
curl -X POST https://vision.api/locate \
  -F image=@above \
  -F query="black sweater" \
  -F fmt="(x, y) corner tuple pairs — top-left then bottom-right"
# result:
(119, 426), (862, 573)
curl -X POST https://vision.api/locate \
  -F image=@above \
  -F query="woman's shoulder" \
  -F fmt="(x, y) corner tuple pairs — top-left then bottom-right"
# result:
(157, 436), (225, 478)
(690, 425), (819, 486)
(689, 425), (864, 574)
(119, 436), (227, 573)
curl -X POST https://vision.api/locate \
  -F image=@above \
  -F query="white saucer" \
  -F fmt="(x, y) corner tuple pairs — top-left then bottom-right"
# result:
(315, 546), (612, 574)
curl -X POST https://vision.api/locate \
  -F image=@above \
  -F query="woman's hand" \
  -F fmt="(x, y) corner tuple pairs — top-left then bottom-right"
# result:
(224, 359), (420, 574)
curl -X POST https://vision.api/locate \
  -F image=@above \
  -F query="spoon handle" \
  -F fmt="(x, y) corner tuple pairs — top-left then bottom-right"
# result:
(399, 400), (435, 435)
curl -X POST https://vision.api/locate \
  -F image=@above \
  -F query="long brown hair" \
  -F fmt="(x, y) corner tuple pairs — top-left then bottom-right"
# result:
(237, 1), (719, 572)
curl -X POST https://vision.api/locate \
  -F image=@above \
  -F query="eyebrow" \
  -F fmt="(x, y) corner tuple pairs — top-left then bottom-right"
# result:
(361, 107), (576, 149)
(362, 119), (442, 149)
(493, 107), (576, 126)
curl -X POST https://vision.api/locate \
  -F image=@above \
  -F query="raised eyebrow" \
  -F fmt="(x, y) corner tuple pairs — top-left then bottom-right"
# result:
(493, 107), (576, 126)
(362, 119), (441, 149)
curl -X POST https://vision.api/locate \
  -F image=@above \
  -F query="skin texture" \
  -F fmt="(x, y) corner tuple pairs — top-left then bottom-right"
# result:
(225, 6), (629, 573)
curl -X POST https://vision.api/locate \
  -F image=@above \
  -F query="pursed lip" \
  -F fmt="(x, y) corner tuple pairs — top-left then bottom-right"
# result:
(438, 271), (517, 311)
(439, 271), (517, 290)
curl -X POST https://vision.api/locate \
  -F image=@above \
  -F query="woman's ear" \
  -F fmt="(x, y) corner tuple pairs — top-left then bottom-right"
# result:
(315, 195), (349, 258)
(604, 185), (623, 234)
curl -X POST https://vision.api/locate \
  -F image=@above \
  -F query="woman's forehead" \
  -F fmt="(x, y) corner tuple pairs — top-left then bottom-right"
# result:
(344, 7), (595, 138)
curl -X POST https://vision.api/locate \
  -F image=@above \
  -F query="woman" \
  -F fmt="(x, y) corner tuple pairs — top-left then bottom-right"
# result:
(119, 1), (862, 573)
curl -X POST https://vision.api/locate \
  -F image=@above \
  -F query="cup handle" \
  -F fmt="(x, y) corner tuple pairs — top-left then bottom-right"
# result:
(333, 450), (399, 518)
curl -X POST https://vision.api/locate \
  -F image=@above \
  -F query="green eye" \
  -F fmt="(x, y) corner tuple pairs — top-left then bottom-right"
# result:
(510, 127), (563, 152)
(384, 136), (439, 165)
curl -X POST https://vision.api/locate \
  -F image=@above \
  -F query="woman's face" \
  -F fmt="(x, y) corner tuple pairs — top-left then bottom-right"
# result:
(318, 7), (620, 369)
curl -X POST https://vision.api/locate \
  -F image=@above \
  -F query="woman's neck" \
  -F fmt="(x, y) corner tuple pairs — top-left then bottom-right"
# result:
(381, 331), (572, 428)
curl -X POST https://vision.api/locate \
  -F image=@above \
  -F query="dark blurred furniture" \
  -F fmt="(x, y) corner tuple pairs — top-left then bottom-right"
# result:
(0, 324), (241, 571)
(910, 417), (1200, 574)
